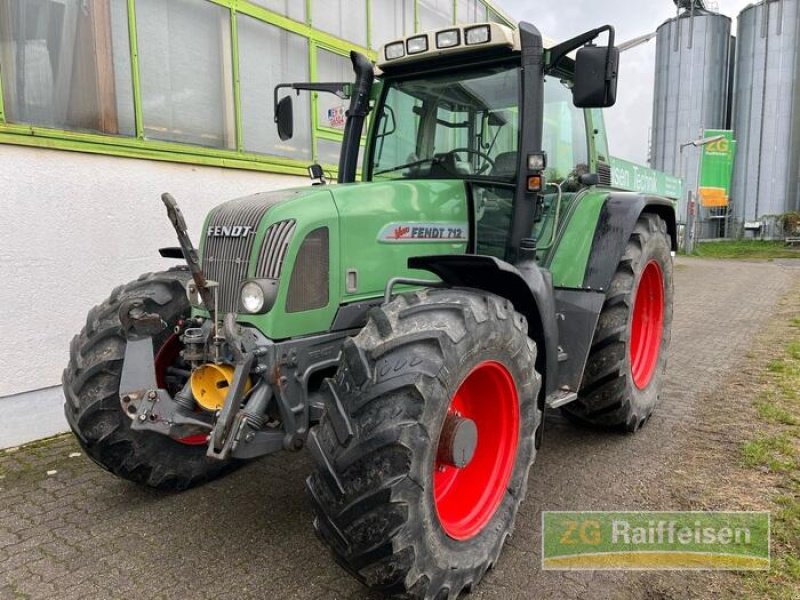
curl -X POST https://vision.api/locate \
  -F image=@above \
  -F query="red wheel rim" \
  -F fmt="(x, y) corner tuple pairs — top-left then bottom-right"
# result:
(153, 333), (206, 446)
(630, 260), (665, 390)
(433, 361), (519, 541)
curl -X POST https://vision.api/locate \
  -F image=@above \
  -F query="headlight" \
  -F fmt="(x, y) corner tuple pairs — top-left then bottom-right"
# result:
(384, 41), (405, 61)
(465, 25), (491, 46)
(241, 282), (264, 314)
(407, 35), (429, 55)
(239, 279), (279, 314)
(436, 29), (460, 49)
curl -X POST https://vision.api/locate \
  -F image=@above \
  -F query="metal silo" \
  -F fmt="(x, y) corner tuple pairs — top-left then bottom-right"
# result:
(731, 0), (800, 230)
(650, 7), (733, 222)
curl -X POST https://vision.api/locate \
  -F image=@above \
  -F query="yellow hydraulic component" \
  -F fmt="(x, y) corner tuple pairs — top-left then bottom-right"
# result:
(190, 363), (252, 411)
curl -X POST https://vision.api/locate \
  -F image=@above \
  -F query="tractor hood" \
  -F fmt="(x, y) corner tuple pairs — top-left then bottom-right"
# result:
(328, 178), (471, 299)
(199, 179), (470, 340)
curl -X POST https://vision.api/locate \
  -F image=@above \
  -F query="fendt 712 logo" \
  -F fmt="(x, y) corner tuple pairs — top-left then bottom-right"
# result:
(207, 225), (254, 238)
(378, 222), (469, 243)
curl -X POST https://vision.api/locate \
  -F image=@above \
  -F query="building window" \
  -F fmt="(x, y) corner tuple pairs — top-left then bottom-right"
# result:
(135, 0), (233, 149)
(456, 0), (488, 24)
(249, 0), (306, 24)
(239, 15), (311, 160)
(418, 0), (454, 31)
(488, 8), (505, 24)
(0, 0), (515, 175)
(370, 0), (414, 48)
(0, 0), (133, 135)
(311, 0), (367, 48)
(316, 48), (350, 133)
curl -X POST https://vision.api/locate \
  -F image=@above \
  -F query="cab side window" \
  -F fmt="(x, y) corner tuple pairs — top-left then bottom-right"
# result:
(542, 77), (589, 183)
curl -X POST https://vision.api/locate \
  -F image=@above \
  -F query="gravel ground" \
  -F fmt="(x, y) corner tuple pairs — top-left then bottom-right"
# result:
(1, 256), (798, 600)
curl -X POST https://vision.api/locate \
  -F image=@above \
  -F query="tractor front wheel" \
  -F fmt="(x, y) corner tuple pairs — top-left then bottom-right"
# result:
(306, 289), (541, 599)
(62, 269), (238, 490)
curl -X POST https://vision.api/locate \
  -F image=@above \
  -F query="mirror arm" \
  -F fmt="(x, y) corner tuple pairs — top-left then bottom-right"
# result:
(272, 82), (351, 123)
(546, 25), (616, 75)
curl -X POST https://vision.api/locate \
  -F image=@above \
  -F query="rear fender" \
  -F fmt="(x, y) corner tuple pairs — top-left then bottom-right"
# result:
(408, 255), (559, 404)
(548, 192), (676, 394)
(583, 193), (677, 292)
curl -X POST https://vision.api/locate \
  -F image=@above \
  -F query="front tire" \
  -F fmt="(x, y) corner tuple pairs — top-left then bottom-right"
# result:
(562, 212), (674, 431)
(306, 289), (541, 599)
(62, 269), (237, 490)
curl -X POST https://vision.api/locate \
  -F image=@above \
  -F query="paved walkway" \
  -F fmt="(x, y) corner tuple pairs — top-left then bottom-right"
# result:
(1, 257), (798, 599)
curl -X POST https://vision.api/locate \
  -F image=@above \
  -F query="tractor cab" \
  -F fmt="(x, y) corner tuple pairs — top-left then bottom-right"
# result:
(275, 21), (619, 263)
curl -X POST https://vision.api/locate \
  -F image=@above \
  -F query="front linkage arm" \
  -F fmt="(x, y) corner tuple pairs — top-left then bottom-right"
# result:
(161, 193), (216, 322)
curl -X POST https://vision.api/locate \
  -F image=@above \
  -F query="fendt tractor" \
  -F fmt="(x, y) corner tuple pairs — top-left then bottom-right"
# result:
(64, 20), (676, 599)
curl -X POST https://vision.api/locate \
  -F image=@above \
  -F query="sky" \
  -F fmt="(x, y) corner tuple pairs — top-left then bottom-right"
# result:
(500, 0), (754, 165)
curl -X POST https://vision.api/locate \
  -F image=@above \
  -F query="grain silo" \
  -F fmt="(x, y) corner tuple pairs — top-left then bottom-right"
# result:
(650, 4), (733, 223)
(730, 0), (800, 231)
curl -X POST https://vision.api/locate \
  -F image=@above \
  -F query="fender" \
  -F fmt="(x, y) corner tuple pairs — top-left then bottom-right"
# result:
(408, 255), (560, 404)
(545, 192), (676, 396)
(583, 193), (677, 292)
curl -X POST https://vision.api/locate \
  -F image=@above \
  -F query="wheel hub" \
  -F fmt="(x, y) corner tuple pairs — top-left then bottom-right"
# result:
(436, 413), (478, 469)
(433, 361), (520, 541)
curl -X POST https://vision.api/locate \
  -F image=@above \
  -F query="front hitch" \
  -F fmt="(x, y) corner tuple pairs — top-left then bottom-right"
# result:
(115, 194), (287, 460)
(117, 300), (281, 459)
(118, 298), (214, 443)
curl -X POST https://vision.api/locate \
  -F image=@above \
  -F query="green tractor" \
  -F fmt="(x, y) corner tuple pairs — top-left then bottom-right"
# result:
(64, 20), (675, 599)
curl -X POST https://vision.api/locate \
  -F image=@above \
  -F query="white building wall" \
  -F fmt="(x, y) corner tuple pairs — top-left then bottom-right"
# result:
(0, 145), (304, 400)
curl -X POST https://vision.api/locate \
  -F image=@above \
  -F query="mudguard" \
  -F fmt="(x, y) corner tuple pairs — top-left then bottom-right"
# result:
(408, 255), (559, 403)
(544, 191), (676, 395)
(583, 193), (677, 292)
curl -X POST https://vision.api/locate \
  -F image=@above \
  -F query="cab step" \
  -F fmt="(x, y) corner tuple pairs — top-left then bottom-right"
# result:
(545, 390), (578, 409)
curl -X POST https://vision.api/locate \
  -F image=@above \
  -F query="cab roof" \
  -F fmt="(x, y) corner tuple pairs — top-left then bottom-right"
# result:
(376, 23), (557, 71)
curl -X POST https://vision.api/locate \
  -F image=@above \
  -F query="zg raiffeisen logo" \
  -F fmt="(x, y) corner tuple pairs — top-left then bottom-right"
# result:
(541, 512), (770, 570)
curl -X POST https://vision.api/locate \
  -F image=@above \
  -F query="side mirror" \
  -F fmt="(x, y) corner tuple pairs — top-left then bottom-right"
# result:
(573, 44), (619, 108)
(276, 95), (294, 141)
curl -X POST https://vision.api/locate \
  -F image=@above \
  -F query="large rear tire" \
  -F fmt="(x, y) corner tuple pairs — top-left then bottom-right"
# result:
(306, 289), (541, 599)
(562, 212), (674, 431)
(62, 269), (237, 490)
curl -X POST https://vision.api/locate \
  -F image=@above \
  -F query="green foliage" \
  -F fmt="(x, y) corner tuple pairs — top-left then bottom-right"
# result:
(692, 240), (800, 260)
(779, 211), (800, 236)
(740, 434), (796, 472)
(741, 313), (800, 598)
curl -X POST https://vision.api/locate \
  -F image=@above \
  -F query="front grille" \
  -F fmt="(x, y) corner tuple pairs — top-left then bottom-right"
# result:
(286, 227), (329, 313)
(202, 197), (273, 314)
(257, 220), (296, 279)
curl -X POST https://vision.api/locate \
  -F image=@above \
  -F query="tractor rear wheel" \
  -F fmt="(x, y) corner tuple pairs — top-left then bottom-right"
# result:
(562, 212), (673, 431)
(62, 269), (238, 490)
(306, 289), (541, 599)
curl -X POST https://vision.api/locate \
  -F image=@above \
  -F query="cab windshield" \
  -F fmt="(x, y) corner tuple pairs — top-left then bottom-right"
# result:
(369, 65), (521, 182)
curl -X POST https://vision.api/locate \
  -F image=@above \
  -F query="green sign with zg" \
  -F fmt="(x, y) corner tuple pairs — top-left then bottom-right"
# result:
(699, 129), (736, 208)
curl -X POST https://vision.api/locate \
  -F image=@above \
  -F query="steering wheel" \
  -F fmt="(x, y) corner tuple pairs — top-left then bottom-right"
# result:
(442, 148), (496, 175)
